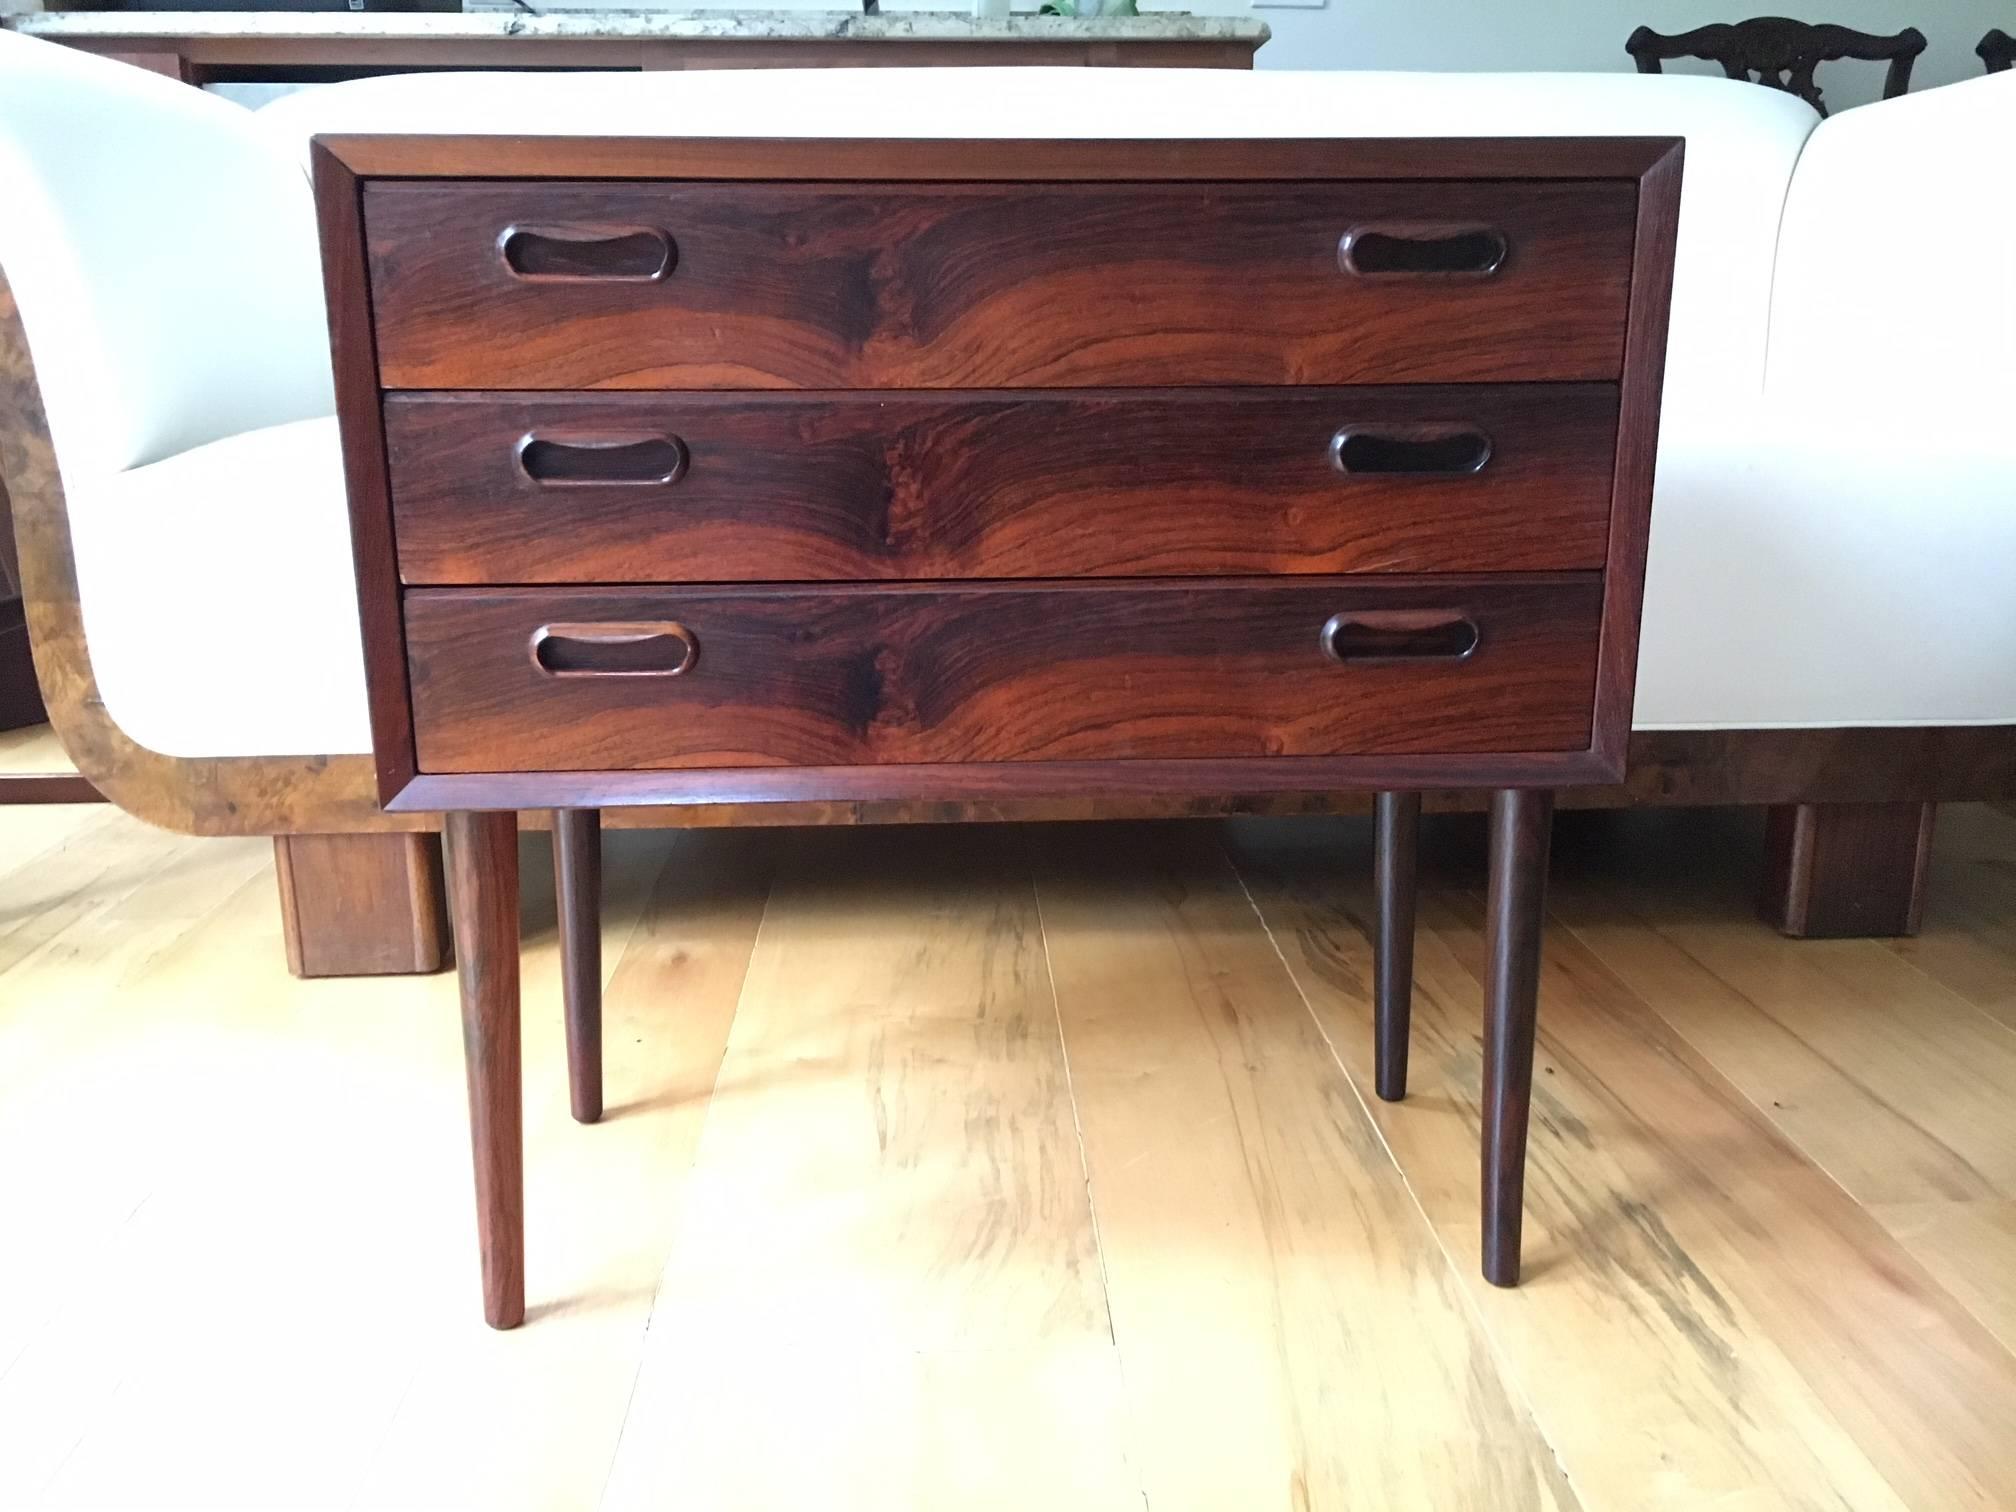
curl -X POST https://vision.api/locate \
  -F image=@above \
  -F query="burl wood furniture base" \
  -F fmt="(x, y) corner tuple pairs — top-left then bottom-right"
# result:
(313, 132), (1680, 1325)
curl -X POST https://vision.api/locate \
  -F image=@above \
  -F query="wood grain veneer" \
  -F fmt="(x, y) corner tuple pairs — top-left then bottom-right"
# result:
(309, 137), (1687, 814)
(364, 179), (1636, 391)
(385, 386), (1619, 584)
(404, 577), (1602, 774)
(315, 144), (418, 805)
(320, 134), (1681, 184)
(1589, 142), (1681, 773)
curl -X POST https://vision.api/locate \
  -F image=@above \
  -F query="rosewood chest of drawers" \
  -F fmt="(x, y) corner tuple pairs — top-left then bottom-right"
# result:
(313, 134), (1682, 1328)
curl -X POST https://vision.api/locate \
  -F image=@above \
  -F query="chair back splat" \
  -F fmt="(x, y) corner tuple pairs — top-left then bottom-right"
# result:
(1625, 17), (1926, 115)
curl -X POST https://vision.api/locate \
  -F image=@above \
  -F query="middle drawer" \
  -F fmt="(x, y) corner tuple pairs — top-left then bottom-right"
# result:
(385, 387), (1618, 584)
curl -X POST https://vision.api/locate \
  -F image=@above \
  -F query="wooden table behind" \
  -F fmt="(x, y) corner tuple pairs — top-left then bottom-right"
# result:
(7, 12), (1268, 85)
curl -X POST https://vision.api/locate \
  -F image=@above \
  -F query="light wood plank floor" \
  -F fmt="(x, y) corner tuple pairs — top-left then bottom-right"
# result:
(4, 732), (2015, 1509)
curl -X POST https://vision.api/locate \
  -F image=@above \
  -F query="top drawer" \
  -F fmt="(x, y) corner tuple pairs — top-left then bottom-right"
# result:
(363, 180), (1637, 391)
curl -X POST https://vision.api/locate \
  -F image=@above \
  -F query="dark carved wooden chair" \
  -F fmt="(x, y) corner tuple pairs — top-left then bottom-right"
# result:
(1980, 29), (2015, 73)
(1626, 17), (1926, 115)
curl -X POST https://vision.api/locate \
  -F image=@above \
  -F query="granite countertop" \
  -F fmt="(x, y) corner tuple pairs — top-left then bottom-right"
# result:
(8, 9), (1268, 43)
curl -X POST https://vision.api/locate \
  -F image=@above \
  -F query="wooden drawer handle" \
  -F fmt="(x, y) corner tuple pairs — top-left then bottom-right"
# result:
(498, 224), (675, 282)
(1330, 424), (1493, 477)
(516, 434), (689, 488)
(1338, 225), (1508, 278)
(1320, 611), (1480, 664)
(530, 622), (698, 678)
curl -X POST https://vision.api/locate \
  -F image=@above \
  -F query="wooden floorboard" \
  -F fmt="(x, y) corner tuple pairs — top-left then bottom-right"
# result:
(1224, 812), (2016, 1512)
(1548, 804), (2016, 1382)
(601, 827), (1136, 1511)
(1886, 803), (2016, 1034)
(350, 828), (773, 1511)
(0, 823), (769, 1510)
(2, 801), (2015, 1509)
(1436, 890), (2016, 1512)
(1034, 823), (1574, 1512)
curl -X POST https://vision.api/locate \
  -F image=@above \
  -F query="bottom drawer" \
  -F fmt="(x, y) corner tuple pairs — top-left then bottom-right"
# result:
(405, 578), (1602, 773)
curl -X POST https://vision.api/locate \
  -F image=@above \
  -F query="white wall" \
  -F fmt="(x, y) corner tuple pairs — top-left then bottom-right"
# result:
(1254, 1), (2006, 110)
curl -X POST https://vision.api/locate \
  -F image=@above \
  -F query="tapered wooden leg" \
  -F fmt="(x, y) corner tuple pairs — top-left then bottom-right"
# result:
(1481, 788), (1553, 1289)
(1373, 791), (1420, 1103)
(444, 811), (524, 1331)
(553, 808), (603, 1125)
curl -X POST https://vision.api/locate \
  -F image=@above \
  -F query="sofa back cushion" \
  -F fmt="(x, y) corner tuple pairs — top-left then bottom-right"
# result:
(0, 33), (334, 482)
(1767, 70), (2015, 422)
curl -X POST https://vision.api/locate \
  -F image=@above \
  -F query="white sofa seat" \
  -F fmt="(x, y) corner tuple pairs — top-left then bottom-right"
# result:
(63, 416), (372, 757)
(1637, 410), (2016, 727)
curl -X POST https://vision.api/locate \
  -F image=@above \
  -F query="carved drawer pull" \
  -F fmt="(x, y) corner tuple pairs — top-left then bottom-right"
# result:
(1319, 611), (1480, 664)
(1330, 424), (1493, 477)
(1338, 225), (1508, 277)
(515, 433), (689, 487)
(530, 622), (698, 678)
(498, 224), (675, 282)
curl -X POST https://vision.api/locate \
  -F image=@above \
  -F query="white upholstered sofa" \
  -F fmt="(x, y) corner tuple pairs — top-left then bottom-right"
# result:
(3, 33), (2012, 941)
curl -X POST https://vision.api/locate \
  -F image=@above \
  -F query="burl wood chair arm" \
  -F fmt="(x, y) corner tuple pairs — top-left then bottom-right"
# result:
(0, 268), (411, 837)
